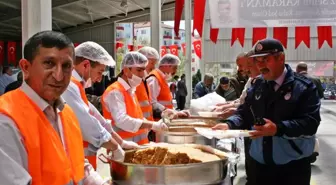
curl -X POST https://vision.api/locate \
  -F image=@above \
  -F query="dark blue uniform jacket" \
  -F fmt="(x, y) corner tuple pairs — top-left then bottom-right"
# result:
(226, 64), (321, 165)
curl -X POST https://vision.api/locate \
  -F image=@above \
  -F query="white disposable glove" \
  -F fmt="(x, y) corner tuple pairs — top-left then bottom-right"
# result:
(121, 140), (140, 149)
(111, 145), (125, 162)
(176, 110), (191, 118)
(152, 121), (168, 132)
(161, 109), (178, 119)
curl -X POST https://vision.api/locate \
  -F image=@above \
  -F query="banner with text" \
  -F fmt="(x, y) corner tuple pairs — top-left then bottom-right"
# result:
(209, 0), (336, 28)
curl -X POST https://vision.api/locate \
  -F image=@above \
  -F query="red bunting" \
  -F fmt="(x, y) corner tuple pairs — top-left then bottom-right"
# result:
(74, 43), (80, 47)
(128, 45), (134, 51)
(137, 45), (143, 50)
(0, 41), (4, 65)
(193, 0), (206, 37)
(317, 26), (332, 49)
(161, 46), (167, 57)
(193, 40), (202, 58)
(231, 28), (245, 47)
(181, 43), (186, 56)
(174, 0), (185, 37)
(295, 26), (310, 48)
(252, 27), (267, 46)
(210, 27), (219, 44)
(116, 42), (124, 50)
(169, 45), (179, 56)
(7, 41), (17, 64)
(273, 27), (288, 48)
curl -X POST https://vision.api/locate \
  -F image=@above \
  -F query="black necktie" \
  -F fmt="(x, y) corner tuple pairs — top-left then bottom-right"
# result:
(268, 81), (276, 92)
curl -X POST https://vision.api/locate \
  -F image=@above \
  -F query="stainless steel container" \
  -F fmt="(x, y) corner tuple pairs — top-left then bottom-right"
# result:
(156, 118), (219, 147)
(99, 154), (229, 185)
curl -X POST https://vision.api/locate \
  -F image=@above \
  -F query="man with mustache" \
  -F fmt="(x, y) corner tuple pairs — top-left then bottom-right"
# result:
(0, 31), (109, 185)
(213, 38), (321, 185)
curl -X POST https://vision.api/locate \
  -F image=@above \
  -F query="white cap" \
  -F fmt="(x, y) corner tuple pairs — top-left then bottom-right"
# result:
(159, 54), (181, 66)
(75, 41), (116, 67)
(121, 51), (148, 69)
(138, 46), (160, 60)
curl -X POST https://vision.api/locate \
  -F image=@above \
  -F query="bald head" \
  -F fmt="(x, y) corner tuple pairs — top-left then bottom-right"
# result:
(296, 62), (308, 74)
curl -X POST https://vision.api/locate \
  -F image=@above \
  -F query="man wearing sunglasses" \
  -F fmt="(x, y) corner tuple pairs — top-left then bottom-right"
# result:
(213, 38), (321, 185)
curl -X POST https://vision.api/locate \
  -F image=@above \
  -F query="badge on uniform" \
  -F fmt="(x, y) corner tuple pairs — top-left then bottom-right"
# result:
(255, 93), (261, 100)
(284, 92), (291, 100)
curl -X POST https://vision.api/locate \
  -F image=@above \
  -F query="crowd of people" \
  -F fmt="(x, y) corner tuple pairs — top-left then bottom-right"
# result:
(0, 30), (323, 185)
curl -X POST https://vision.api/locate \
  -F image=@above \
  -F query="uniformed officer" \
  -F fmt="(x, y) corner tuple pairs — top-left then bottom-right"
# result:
(213, 38), (321, 185)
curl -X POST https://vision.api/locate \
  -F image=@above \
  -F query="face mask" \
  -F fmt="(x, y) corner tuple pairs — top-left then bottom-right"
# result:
(165, 73), (172, 81)
(82, 64), (92, 88)
(143, 70), (149, 80)
(128, 74), (142, 88)
(84, 78), (92, 88)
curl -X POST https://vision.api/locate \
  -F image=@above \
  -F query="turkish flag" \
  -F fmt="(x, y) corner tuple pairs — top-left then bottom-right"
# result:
(193, 40), (202, 58)
(231, 28), (245, 47)
(317, 26), (332, 49)
(0, 41), (4, 65)
(7, 41), (17, 64)
(161, 46), (167, 57)
(169, 45), (179, 56)
(128, 45), (134, 51)
(74, 43), (80, 47)
(295, 26), (310, 48)
(116, 42), (124, 50)
(252, 27), (267, 46)
(174, 0), (185, 37)
(210, 27), (219, 44)
(192, 0), (206, 37)
(273, 27), (288, 48)
(181, 43), (186, 56)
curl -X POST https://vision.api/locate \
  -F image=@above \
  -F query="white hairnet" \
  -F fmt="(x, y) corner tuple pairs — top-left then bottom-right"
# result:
(138, 46), (160, 60)
(159, 54), (181, 66)
(75, 41), (116, 67)
(121, 51), (148, 69)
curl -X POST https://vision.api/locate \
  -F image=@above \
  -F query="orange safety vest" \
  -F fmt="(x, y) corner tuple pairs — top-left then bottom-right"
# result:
(149, 69), (173, 109)
(135, 80), (154, 121)
(102, 81), (149, 145)
(70, 77), (97, 170)
(0, 89), (84, 185)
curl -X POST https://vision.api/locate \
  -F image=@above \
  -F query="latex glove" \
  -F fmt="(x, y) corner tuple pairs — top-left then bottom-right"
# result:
(176, 110), (191, 118)
(121, 140), (139, 149)
(161, 109), (178, 119)
(152, 121), (168, 132)
(111, 145), (125, 162)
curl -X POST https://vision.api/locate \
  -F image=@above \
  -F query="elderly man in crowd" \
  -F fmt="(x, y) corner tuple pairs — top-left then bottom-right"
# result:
(193, 73), (215, 98)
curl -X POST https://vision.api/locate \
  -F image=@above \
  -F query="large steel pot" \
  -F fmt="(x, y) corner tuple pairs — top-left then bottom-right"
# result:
(99, 147), (229, 185)
(156, 119), (219, 147)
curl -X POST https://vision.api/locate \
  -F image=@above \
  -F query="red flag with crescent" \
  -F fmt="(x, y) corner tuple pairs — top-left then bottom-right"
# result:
(193, 40), (202, 58)
(169, 45), (179, 56)
(161, 46), (167, 57)
(0, 41), (4, 64)
(7, 41), (17, 64)
(181, 43), (186, 56)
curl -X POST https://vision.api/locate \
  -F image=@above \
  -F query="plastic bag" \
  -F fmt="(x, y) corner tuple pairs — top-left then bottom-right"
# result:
(216, 138), (243, 178)
(190, 92), (226, 114)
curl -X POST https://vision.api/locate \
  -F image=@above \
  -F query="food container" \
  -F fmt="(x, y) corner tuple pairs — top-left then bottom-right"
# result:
(156, 118), (219, 147)
(99, 144), (230, 185)
(197, 111), (221, 118)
